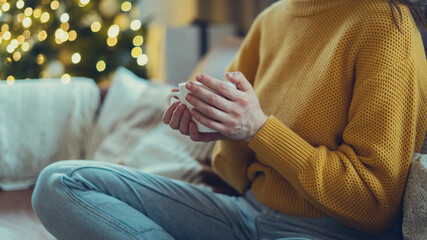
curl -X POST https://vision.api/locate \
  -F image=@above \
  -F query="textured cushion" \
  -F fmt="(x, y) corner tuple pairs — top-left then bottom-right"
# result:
(402, 153), (427, 240)
(85, 67), (149, 158)
(0, 78), (99, 190)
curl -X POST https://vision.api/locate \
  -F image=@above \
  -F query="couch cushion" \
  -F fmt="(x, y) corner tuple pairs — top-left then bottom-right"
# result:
(0, 78), (99, 190)
(402, 153), (427, 240)
(85, 67), (149, 157)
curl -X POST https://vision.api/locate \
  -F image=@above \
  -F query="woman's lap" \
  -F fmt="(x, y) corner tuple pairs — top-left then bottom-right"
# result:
(32, 160), (257, 240)
(32, 160), (402, 240)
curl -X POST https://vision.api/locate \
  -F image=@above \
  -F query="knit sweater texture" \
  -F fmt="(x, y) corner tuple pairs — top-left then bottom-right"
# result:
(212, 0), (427, 235)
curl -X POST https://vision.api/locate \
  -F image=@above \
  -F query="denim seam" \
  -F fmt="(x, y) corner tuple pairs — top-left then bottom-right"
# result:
(66, 165), (244, 240)
(254, 214), (261, 240)
(59, 175), (144, 240)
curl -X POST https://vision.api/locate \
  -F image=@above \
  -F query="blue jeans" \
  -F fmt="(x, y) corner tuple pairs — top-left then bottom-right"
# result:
(32, 160), (402, 240)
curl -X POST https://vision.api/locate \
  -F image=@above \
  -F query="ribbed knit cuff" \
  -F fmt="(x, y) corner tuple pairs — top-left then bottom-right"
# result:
(248, 116), (316, 183)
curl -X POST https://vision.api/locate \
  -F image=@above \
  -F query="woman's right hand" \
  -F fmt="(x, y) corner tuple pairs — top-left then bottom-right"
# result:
(162, 87), (193, 136)
(163, 101), (193, 135)
(162, 88), (225, 142)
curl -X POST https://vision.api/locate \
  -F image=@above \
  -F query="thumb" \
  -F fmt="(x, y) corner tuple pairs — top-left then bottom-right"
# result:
(226, 72), (252, 92)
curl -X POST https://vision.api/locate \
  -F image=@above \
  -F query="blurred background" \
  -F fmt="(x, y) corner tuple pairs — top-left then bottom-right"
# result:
(0, 2), (425, 240)
(0, 0), (278, 87)
(0, 2), (278, 239)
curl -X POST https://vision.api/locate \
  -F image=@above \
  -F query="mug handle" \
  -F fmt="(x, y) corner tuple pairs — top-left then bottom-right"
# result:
(166, 92), (181, 104)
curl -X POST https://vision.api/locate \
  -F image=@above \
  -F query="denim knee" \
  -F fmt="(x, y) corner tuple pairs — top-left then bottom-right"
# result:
(31, 160), (84, 225)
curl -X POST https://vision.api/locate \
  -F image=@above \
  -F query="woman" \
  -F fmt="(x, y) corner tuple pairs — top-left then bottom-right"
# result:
(33, 0), (427, 239)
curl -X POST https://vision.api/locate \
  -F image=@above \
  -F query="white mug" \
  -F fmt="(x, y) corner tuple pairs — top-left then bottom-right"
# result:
(166, 81), (236, 133)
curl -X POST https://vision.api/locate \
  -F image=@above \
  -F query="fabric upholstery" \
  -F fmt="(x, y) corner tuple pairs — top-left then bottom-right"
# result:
(402, 153), (427, 240)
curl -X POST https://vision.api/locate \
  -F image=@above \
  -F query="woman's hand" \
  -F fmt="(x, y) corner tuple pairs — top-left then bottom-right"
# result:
(162, 88), (225, 142)
(186, 72), (268, 142)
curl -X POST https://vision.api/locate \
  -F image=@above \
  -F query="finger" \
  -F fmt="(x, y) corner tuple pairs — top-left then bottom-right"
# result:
(185, 92), (233, 123)
(189, 121), (225, 142)
(226, 72), (252, 92)
(190, 108), (226, 133)
(186, 81), (232, 112)
(178, 109), (191, 135)
(169, 103), (186, 130)
(188, 121), (201, 141)
(195, 74), (239, 101)
(162, 101), (180, 124)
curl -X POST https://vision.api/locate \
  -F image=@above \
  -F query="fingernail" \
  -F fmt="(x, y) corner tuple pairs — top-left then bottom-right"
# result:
(186, 82), (192, 89)
(226, 72), (233, 79)
(196, 74), (202, 81)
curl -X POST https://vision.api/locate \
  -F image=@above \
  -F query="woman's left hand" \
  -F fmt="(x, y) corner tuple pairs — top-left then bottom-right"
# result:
(186, 72), (268, 142)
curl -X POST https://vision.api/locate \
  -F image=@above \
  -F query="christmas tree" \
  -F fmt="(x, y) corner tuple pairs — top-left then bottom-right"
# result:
(0, 0), (147, 84)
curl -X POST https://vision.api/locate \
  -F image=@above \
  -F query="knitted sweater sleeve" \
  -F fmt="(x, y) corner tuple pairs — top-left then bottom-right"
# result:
(249, 33), (426, 235)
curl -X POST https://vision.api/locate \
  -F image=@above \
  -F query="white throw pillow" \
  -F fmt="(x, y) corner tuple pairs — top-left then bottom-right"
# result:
(0, 78), (99, 190)
(85, 67), (149, 159)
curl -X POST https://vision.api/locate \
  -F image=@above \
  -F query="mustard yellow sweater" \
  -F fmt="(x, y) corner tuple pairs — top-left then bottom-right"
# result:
(212, 0), (427, 235)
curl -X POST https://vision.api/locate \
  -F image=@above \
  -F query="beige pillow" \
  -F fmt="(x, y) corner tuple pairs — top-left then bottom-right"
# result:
(402, 153), (427, 240)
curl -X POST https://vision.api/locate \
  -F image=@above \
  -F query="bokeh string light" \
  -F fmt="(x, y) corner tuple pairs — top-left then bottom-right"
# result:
(0, 0), (147, 82)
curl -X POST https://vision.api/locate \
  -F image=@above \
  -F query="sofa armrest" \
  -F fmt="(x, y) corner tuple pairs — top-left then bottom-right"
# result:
(0, 78), (99, 190)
